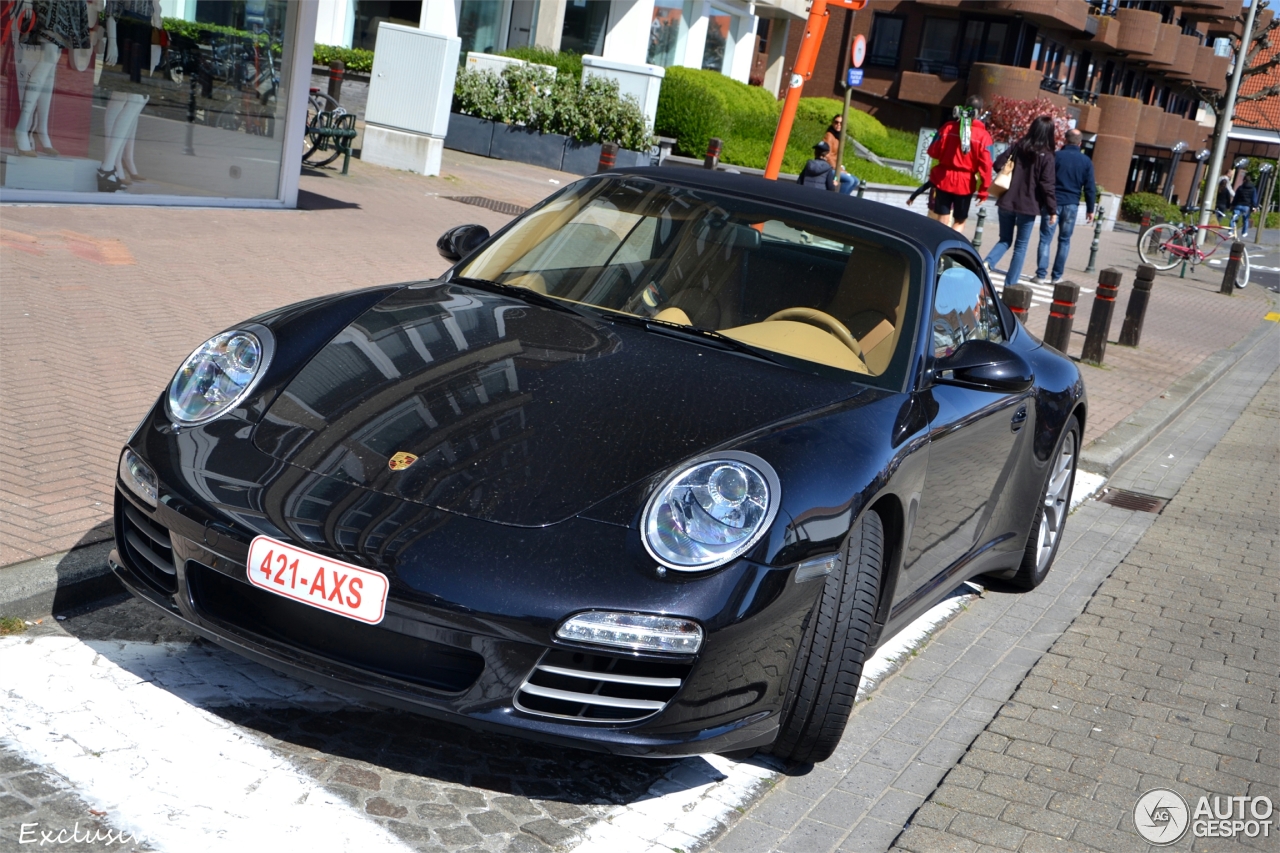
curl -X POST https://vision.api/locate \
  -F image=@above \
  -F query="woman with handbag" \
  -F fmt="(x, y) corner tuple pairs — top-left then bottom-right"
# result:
(984, 116), (1057, 288)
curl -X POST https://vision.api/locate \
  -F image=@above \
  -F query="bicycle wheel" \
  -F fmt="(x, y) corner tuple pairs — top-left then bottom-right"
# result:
(215, 105), (242, 132)
(1235, 245), (1250, 289)
(303, 94), (344, 163)
(1137, 223), (1186, 270)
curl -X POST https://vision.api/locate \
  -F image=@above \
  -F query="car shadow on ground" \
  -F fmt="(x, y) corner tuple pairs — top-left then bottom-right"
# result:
(53, 594), (713, 812)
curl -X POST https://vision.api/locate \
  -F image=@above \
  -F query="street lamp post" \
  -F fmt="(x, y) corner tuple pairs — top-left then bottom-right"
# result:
(1188, 148), (1211, 208)
(1163, 141), (1188, 203)
(1196, 0), (1261, 241)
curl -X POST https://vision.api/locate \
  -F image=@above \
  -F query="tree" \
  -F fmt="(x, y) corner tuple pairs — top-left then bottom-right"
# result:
(1191, 0), (1279, 118)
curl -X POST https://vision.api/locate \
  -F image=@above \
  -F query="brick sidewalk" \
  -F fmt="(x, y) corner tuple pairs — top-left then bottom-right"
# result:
(0, 155), (1274, 567)
(891, 366), (1278, 853)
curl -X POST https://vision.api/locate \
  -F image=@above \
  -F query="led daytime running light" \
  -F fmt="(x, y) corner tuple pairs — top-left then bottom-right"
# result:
(118, 448), (158, 507)
(557, 612), (703, 654)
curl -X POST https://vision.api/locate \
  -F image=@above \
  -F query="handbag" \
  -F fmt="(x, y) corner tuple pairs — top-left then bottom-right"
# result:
(990, 156), (1014, 197)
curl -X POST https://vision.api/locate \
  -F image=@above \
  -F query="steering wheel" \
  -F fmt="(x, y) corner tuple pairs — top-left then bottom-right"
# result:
(763, 308), (863, 359)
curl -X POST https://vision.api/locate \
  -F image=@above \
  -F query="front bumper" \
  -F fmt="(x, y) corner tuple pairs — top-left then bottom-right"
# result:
(111, 480), (817, 757)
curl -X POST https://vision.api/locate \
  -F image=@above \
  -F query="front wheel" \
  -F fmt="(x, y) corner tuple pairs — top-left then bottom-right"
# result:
(1234, 245), (1250, 289)
(767, 511), (883, 765)
(1011, 415), (1079, 590)
(1137, 223), (1186, 270)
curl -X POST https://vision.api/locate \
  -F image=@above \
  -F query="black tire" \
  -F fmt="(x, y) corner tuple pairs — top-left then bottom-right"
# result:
(767, 511), (883, 765)
(1011, 414), (1079, 591)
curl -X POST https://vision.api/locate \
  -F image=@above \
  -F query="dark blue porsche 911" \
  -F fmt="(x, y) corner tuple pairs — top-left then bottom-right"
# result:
(112, 168), (1084, 764)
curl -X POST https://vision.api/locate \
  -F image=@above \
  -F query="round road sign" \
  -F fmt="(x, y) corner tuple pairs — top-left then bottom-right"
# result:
(852, 34), (867, 69)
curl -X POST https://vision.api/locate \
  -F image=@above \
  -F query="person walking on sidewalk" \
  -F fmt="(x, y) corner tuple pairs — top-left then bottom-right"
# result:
(985, 116), (1056, 288)
(1230, 175), (1257, 238)
(925, 95), (993, 231)
(823, 114), (859, 195)
(1032, 128), (1096, 284)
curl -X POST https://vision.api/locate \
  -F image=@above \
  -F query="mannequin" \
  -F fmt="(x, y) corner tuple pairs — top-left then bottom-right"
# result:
(13, 1), (94, 156)
(97, 0), (160, 191)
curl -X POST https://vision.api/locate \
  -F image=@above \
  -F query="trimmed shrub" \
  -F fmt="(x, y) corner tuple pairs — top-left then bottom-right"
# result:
(501, 46), (583, 80)
(453, 64), (652, 151)
(653, 69), (916, 186)
(313, 44), (375, 73)
(1120, 192), (1184, 224)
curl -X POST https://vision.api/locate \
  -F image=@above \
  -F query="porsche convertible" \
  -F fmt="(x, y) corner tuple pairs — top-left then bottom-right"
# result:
(111, 168), (1084, 764)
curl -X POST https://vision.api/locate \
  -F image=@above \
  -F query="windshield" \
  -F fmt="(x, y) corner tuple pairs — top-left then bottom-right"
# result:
(459, 177), (922, 387)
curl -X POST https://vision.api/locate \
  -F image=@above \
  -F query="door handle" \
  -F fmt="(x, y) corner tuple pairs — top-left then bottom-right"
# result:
(1011, 405), (1027, 432)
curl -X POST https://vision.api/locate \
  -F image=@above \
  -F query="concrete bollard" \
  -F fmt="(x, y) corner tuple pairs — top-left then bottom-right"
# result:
(704, 137), (722, 170)
(972, 207), (988, 251)
(1118, 263), (1156, 347)
(597, 141), (618, 173)
(1001, 283), (1033, 322)
(1084, 214), (1104, 273)
(1219, 241), (1246, 294)
(328, 60), (344, 105)
(1081, 268), (1123, 364)
(856, 182), (865, 198)
(1043, 281), (1080, 354)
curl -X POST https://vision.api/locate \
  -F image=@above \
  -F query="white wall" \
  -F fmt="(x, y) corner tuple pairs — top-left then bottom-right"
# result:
(683, 1), (708, 68)
(602, 0), (653, 65)
(314, 0), (354, 47)
(727, 12), (755, 82)
(158, 0), (197, 20)
(421, 0), (459, 36)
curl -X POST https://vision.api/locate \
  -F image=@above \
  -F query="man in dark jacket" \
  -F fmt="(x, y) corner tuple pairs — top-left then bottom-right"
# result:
(1033, 128), (1096, 283)
(797, 141), (837, 191)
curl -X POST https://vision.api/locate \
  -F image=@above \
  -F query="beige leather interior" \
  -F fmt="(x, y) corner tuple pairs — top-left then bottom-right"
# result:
(828, 247), (911, 375)
(721, 321), (868, 374)
(763, 307), (862, 358)
(652, 306), (692, 325)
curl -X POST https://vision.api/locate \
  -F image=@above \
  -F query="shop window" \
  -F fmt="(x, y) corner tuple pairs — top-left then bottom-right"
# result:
(867, 14), (904, 68)
(702, 10), (736, 73)
(561, 0), (610, 57)
(458, 0), (503, 54)
(1, 0), (299, 201)
(648, 0), (688, 67)
(352, 1), (423, 52)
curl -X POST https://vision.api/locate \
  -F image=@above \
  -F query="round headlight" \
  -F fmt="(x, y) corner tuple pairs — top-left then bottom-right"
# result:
(642, 452), (780, 571)
(166, 325), (273, 425)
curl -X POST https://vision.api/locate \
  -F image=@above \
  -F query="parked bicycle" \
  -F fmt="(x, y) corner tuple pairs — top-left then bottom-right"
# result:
(303, 88), (349, 167)
(1137, 207), (1251, 288)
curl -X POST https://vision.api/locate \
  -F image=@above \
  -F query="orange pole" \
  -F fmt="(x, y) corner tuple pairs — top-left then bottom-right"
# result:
(764, 0), (866, 181)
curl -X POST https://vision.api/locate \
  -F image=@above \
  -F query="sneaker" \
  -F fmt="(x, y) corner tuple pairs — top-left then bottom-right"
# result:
(1051, 278), (1064, 285)
(1029, 276), (1050, 285)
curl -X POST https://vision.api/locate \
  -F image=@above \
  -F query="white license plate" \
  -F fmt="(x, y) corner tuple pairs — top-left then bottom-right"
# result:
(246, 536), (388, 625)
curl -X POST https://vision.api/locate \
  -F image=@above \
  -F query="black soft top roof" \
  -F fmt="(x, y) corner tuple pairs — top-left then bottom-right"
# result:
(608, 166), (959, 254)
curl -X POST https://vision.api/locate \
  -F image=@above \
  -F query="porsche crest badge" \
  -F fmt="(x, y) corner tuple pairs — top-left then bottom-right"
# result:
(388, 452), (418, 471)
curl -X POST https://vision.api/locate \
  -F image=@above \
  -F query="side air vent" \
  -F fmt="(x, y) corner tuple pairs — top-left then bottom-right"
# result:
(515, 648), (691, 723)
(118, 496), (177, 593)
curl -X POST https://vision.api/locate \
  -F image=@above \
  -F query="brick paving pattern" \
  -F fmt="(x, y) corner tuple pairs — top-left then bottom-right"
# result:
(891, 368), (1279, 853)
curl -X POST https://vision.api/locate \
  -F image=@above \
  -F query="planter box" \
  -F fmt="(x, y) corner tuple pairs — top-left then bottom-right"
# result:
(444, 113), (495, 158)
(562, 140), (604, 175)
(491, 124), (568, 171)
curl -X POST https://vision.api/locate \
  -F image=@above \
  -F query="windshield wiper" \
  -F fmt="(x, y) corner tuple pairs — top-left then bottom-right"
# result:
(635, 319), (786, 366)
(452, 276), (598, 320)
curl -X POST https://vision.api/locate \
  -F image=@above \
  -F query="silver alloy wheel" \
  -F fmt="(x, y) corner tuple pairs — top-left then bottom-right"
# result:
(1036, 430), (1076, 570)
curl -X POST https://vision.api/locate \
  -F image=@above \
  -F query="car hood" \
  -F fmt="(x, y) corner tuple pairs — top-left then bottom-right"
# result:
(253, 283), (868, 526)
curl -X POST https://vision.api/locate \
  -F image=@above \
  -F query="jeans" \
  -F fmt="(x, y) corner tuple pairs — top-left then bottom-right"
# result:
(985, 209), (1037, 288)
(1230, 205), (1252, 235)
(838, 172), (858, 195)
(1035, 204), (1079, 281)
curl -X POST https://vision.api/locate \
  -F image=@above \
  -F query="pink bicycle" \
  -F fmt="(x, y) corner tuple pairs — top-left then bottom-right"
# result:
(1137, 213), (1251, 288)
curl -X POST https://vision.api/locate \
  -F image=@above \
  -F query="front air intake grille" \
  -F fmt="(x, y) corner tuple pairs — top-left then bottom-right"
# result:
(117, 494), (177, 593)
(515, 649), (691, 723)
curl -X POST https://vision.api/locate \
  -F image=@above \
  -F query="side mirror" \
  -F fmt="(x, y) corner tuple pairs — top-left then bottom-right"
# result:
(437, 224), (491, 262)
(935, 340), (1034, 393)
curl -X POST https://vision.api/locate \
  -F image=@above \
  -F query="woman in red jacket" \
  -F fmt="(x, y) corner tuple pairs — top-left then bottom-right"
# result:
(984, 116), (1057, 289)
(926, 96), (993, 231)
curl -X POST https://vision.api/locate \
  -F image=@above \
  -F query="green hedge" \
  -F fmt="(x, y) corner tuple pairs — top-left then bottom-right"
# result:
(313, 44), (375, 73)
(653, 69), (916, 185)
(500, 46), (583, 80)
(1120, 192), (1184, 224)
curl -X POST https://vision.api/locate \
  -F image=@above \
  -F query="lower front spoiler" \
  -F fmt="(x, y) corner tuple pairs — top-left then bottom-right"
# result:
(108, 549), (781, 758)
